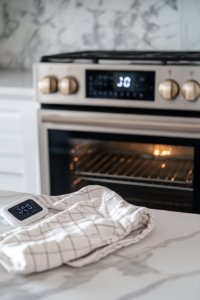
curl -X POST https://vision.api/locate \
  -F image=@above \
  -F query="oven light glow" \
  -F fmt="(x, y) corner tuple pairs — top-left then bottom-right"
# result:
(161, 150), (171, 156)
(72, 178), (81, 188)
(171, 178), (174, 181)
(161, 163), (166, 168)
(73, 178), (81, 185)
(74, 157), (78, 161)
(153, 149), (171, 156)
(153, 149), (160, 156)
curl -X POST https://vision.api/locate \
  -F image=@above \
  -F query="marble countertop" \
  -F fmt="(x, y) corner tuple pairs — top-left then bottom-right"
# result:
(0, 70), (33, 99)
(0, 189), (200, 300)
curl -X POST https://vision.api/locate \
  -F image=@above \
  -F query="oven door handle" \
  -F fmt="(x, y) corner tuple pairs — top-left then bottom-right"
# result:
(41, 112), (200, 133)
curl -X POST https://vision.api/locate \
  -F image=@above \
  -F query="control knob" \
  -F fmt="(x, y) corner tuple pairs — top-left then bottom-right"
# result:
(58, 77), (78, 95)
(38, 76), (57, 94)
(181, 80), (200, 101)
(158, 79), (179, 100)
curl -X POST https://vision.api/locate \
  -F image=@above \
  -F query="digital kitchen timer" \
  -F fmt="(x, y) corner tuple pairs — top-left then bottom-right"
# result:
(1, 198), (48, 228)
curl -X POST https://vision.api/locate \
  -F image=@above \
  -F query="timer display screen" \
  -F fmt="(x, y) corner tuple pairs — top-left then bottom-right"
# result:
(8, 199), (43, 221)
(86, 70), (155, 101)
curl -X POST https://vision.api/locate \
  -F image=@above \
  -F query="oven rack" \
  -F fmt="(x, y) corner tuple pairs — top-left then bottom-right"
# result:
(71, 179), (193, 213)
(73, 151), (193, 191)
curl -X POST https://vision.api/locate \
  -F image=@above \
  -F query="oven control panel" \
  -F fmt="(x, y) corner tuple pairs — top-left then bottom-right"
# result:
(35, 63), (200, 111)
(86, 70), (155, 101)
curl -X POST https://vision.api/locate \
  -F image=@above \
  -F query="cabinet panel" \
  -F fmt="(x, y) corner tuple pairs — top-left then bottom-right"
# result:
(0, 173), (24, 192)
(0, 99), (40, 193)
(0, 133), (22, 155)
(0, 156), (24, 174)
(0, 110), (20, 132)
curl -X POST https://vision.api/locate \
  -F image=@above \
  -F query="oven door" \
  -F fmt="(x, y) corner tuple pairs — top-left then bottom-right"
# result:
(38, 110), (200, 214)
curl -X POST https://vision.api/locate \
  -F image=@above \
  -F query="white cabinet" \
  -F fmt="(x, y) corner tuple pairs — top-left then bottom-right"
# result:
(0, 72), (40, 194)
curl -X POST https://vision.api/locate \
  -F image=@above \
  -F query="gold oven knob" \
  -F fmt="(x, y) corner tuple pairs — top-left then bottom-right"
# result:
(158, 80), (179, 100)
(181, 80), (200, 101)
(38, 76), (57, 94)
(58, 77), (78, 95)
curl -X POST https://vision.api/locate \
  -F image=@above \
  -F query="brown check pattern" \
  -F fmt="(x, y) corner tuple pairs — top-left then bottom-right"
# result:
(0, 185), (155, 274)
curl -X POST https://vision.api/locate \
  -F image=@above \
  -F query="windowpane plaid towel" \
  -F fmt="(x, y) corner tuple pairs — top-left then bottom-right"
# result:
(0, 185), (155, 274)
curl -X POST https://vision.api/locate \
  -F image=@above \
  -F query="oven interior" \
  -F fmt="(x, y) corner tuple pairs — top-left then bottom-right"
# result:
(49, 130), (194, 213)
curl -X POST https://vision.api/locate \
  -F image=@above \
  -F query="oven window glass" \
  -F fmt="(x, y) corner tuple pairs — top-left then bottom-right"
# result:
(48, 130), (194, 213)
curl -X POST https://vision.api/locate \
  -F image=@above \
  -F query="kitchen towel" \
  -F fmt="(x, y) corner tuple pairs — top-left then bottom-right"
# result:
(0, 185), (155, 274)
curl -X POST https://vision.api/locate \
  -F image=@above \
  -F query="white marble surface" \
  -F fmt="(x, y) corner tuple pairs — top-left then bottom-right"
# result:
(0, 0), (200, 70)
(0, 189), (200, 300)
(0, 70), (33, 98)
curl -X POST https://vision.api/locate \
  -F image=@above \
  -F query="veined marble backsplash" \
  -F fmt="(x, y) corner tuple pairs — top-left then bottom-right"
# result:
(0, 0), (200, 70)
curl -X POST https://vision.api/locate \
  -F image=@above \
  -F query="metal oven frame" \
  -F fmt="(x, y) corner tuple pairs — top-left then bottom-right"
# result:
(38, 108), (200, 213)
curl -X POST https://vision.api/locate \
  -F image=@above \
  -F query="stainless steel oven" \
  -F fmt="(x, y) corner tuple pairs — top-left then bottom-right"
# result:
(35, 51), (200, 214)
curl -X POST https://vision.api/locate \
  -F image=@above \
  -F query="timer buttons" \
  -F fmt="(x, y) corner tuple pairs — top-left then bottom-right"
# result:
(159, 80), (179, 100)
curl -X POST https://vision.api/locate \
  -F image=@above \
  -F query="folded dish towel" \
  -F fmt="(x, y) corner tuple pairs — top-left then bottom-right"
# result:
(0, 185), (155, 275)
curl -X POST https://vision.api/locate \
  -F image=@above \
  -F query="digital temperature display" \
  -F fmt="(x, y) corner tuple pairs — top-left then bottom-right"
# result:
(86, 70), (155, 101)
(114, 72), (135, 91)
(8, 199), (43, 221)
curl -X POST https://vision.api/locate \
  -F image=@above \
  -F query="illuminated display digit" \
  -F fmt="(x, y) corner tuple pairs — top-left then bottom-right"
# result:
(123, 77), (131, 88)
(21, 205), (28, 212)
(16, 208), (23, 214)
(26, 204), (32, 210)
(117, 76), (123, 87)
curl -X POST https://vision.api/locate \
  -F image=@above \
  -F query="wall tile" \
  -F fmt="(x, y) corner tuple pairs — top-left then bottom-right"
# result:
(0, 0), (198, 70)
